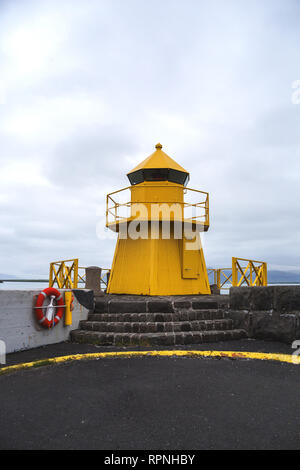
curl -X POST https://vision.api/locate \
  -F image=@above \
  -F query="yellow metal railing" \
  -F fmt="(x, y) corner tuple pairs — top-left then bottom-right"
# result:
(208, 268), (233, 289)
(100, 269), (111, 288)
(208, 258), (267, 290)
(49, 259), (111, 289)
(49, 259), (79, 289)
(106, 185), (209, 229)
(77, 268), (111, 289)
(78, 266), (86, 285)
(232, 257), (267, 287)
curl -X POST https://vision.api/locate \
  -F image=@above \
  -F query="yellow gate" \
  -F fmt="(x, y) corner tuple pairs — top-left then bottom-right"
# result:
(49, 259), (111, 289)
(49, 259), (79, 289)
(232, 257), (267, 287)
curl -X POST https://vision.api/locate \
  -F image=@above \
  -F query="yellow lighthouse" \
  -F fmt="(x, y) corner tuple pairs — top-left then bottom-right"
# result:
(106, 143), (211, 295)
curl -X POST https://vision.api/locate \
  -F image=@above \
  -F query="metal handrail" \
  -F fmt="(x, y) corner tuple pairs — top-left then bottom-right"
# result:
(232, 257), (267, 287)
(106, 185), (209, 227)
(208, 259), (267, 289)
(0, 279), (49, 283)
(78, 267), (111, 288)
(49, 259), (111, 290)
(49, 259), (79, 289)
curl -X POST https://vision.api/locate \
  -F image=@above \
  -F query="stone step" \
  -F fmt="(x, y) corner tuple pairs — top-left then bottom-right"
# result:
(80, 319), (234, 334)
(88, 310), (226, 323)
(71, 329), (247, 346)
(94, 299), (220, 314)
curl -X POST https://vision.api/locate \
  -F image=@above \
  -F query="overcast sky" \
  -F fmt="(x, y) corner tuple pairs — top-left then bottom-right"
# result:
(0, 0), (300, 276)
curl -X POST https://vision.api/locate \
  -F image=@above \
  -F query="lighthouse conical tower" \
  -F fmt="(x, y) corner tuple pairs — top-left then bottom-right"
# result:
(106, 144), (211, 295)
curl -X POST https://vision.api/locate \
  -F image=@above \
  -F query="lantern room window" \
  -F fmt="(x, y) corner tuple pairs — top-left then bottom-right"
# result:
(128, 168), (189, 186)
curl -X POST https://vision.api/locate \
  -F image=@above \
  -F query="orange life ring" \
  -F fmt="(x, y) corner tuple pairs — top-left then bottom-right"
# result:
(35, 287), (64, 329)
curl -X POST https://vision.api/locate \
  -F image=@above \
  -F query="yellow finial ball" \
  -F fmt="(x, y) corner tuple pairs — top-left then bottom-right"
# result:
(155, 143), (162, 150)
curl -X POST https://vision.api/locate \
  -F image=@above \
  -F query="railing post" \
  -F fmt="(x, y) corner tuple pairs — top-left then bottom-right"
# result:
(106, 195), (109, 226)
(217, 269), (221, 289)
(85, 266), (104, 296)
(206, 193), (209, 227)
(49, 263), (53, 288)
(59, 264), (64, 289)
(232, 257), (237, 286)
(263, 262), (267, 286)
(73, 259), (79, 289)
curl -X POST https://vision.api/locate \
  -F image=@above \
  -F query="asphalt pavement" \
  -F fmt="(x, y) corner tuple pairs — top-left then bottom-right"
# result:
(0, 342), (299, 450)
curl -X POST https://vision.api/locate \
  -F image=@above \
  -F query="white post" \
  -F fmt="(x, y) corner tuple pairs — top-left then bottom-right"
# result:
(0, 340), (6, 365)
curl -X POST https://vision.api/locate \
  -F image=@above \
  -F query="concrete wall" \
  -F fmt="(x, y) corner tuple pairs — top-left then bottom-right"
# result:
(0, 289), (93, 353)
(228, 286), (300, 344)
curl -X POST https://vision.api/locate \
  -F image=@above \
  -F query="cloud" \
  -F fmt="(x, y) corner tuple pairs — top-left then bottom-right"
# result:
(0, 0), (300, 277)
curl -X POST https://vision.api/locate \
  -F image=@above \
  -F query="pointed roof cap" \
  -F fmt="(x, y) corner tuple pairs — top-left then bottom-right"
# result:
(128, 143), (189, 175)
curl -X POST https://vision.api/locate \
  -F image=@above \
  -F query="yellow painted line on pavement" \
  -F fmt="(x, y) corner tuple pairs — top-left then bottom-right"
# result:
(0, 350), (299, 376)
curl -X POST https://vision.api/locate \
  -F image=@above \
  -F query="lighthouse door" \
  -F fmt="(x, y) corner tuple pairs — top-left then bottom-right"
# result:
(182, 233), (200, 279)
